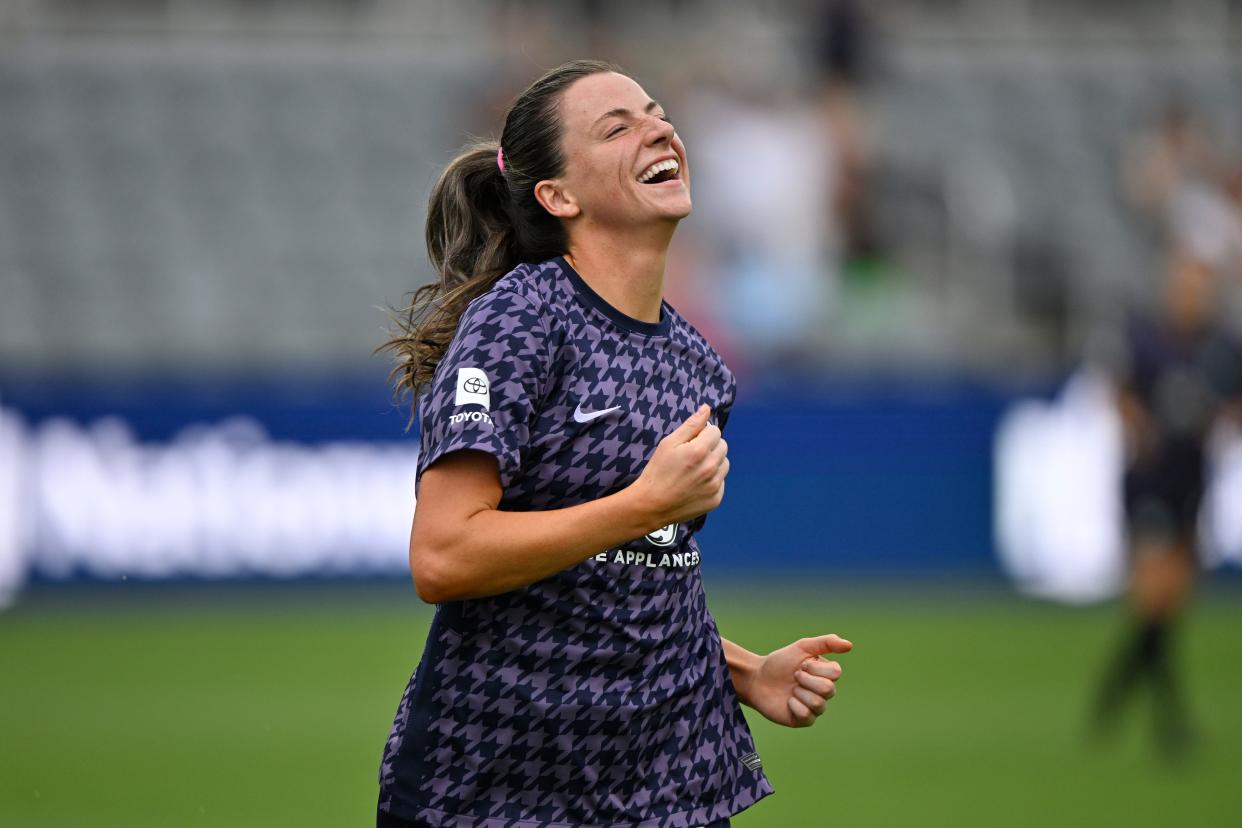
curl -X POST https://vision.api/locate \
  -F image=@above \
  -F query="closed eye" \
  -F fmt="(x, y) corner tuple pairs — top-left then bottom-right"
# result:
(607, 125), (626, 137)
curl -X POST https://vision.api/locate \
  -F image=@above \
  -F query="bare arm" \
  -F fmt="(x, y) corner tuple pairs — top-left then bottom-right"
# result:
(722, 637), (762, 698)
(410, 403), (727, 603)
(410, 451), (662, 602)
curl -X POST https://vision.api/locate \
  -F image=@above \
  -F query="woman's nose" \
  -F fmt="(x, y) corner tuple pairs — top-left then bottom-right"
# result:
(643, 115), (675, 145)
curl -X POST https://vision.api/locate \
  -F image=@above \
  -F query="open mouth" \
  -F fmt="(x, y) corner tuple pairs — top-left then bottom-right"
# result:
(637, 158), (681, 185)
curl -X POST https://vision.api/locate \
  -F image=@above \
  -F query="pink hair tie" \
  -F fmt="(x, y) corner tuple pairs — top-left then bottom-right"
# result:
(496, 146), (505, 173)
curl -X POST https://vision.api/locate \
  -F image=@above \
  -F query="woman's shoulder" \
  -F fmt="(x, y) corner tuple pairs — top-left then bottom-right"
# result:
(467, 258), (562, 321)
(447, 259), (565, 362)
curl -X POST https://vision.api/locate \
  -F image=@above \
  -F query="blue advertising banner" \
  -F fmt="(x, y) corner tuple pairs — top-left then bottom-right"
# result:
(2, 372), (1237, 608)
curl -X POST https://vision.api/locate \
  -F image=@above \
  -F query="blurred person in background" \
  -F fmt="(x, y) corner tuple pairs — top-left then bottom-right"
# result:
(375, 60), (852, 827)
(684, 66), (842, 379)
(1092, 247), (1242, 756)
(811, 0), (878, 263)
(1220, 162), (1242, 285)
(1123, 99), (1242, 281)
(1122, 100), (1221, 228)
(677, 0), (882, 383)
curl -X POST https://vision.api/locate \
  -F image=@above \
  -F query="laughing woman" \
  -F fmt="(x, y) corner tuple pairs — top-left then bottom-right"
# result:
(376, 59), (852, 828)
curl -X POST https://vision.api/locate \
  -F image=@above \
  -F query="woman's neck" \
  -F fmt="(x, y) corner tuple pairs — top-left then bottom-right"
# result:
(564, 226), (672, 324)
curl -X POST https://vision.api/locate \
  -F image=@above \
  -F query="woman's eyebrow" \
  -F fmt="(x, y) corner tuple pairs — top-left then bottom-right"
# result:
(592, 100), (661, 128)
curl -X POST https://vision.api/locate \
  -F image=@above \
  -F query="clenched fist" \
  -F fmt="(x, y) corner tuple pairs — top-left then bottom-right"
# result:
(628, 403), (729, 528)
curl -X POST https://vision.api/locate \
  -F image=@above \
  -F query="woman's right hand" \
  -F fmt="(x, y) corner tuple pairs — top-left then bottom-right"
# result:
(628, 403), (730, 526)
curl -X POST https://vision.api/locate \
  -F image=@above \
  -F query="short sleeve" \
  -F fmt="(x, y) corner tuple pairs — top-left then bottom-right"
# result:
(415, 288), (551, 495)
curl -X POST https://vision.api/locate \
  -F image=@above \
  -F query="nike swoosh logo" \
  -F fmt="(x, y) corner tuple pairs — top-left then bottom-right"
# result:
(573, 402), (622, 423)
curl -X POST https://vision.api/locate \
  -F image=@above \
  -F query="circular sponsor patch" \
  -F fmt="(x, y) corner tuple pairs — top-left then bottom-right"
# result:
(645, 523), (678, 547)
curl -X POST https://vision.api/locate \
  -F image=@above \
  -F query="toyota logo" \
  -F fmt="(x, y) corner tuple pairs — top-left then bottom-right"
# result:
(463, 377), (488, 395)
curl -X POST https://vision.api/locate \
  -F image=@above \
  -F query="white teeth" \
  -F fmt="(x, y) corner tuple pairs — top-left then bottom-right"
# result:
(637, 158), (680, 182)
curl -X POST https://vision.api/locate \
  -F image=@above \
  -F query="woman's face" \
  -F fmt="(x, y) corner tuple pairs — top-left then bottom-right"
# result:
(545, 72), (691, 229)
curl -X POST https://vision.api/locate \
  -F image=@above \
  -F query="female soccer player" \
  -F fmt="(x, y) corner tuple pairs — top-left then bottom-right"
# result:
(1091, 250), (1242, 756)
(376, 59), (852, 828)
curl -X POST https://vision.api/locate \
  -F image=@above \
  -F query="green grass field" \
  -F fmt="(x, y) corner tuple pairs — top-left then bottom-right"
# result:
(1, 578), (1239, 827)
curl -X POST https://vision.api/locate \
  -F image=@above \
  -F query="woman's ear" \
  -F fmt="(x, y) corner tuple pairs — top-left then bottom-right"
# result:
(534, 179), (581, 219)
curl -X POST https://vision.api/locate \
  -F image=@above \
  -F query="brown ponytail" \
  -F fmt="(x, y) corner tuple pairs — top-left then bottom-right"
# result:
(377, 59), (623, 430)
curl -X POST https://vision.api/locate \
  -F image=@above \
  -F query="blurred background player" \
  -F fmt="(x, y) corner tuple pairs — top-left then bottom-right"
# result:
(1092, 246), (1242, 756)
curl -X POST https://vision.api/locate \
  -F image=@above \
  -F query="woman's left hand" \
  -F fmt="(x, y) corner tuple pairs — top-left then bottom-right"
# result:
(739, 634), (853, 728)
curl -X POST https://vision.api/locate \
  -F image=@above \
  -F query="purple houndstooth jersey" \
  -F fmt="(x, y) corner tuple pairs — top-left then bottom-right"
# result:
(378, 255), (773, 827)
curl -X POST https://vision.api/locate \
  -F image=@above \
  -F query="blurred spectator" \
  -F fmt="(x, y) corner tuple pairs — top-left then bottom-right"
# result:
(1122, 100), (1242, 278)
(685, 74), (841, 376)
(811, 0), (872, 87)
(811, 0), (879, 261)
(1091, 249), (1242, 756)
(1221, 163), (1242, 285)
(1122, 101), (1219, 222)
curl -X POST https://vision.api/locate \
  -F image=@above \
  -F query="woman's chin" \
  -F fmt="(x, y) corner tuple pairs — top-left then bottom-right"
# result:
(654, 194), (692, 221)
